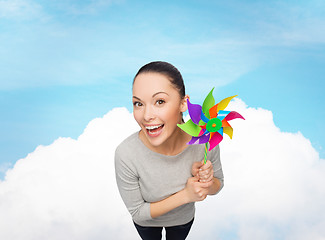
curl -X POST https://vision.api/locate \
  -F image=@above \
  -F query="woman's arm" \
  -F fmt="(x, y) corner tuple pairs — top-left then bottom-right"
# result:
(206, 177), (221, 195)
(115, 151), (213, 222)
(150, 176), (213, 218)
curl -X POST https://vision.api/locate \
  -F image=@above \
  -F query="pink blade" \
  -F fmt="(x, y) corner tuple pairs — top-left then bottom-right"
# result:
(208, 132), (223, 151)
(225, 111), (245, 121)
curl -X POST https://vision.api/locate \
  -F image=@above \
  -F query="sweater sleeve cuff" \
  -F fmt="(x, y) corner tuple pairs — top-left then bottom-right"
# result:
(132, 202), (153, 224)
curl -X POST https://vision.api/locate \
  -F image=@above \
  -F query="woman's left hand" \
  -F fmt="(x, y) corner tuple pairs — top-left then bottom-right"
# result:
(198, 160), (214, 183)
(191, 160), (214, 183)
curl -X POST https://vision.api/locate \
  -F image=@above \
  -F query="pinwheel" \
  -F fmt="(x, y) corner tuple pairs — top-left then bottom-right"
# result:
(177, 88), (245, 164)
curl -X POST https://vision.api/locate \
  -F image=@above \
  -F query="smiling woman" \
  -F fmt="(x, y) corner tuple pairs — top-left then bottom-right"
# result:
(114, 61), (224, 240)
(132, 72), (188, 154)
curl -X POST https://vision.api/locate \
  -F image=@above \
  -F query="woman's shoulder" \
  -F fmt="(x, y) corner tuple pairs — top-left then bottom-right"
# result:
(115, 132), (140, 157)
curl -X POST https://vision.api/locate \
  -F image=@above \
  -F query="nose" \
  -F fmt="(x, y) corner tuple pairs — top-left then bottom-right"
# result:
(144, 105), (155, 122)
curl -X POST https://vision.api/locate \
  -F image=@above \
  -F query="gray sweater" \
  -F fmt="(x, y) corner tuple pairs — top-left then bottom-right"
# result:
(114, 132), (224, 227)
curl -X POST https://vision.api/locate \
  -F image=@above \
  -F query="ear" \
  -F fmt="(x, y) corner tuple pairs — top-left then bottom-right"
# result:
(180, 95), (190, 113)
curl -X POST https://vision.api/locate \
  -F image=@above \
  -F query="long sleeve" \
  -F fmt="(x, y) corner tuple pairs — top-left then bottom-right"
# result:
(113, 132), (216, 227)
(209, 145), (224, 194)
(114, 149), (152, 223)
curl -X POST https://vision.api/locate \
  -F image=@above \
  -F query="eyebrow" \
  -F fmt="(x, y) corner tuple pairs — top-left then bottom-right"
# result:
(133, 92), (169, 101)
(153, 91), (169, 97)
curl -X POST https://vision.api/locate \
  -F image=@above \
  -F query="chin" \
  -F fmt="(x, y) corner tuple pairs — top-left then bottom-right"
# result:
(143, 127), (168, 148)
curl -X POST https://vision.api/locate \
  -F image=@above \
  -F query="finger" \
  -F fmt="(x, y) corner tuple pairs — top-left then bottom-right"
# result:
(199, 173), (213, 183)
(206, 168), (214, 177)
(192, 162), (202, 174)
(198, 192), (203, 198)
(199, 168), (213, 181)
(200, 160), (212, 171)
(200, 190), (208, 200)
(198, 169), (210, 178)
(206, 174), (214, 182)
(202, 188), (209, 196)
(192, 175), (200, 182)
(197, 188), (208, 197)
(198, 180), (213, 188)
(199, 194), (207, 201)
(193, 161), (202, 168)
(192, 169), (199, 177)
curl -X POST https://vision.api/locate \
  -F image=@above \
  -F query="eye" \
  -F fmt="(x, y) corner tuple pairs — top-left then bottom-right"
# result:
(156, 99), (165, 105)
(133, 101), (143, 107)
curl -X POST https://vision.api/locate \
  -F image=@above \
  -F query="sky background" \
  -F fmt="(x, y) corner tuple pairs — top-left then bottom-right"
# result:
(1, 0), (325, 174)
(0, 0), (325, 239)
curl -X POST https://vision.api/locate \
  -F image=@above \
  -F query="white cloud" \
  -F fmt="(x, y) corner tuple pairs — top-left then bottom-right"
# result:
(0, 101), (324, 240)
(191, 99), (325, 239)
(0, 108), (140, 240)
(0, 162), (12, 177)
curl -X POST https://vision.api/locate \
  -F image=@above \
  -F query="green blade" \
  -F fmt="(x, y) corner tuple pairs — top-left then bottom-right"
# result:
(177, 119), (202, 137)
(202, 88), (215, 119)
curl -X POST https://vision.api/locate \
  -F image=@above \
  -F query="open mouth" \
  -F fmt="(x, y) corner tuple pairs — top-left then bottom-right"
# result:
(145, 124), (164, 137)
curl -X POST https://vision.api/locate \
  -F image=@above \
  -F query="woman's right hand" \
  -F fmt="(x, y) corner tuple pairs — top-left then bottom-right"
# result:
(184, 175), (213, 203)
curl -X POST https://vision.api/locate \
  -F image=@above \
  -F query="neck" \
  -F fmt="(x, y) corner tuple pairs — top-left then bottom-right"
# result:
(140, 127), (191, 156)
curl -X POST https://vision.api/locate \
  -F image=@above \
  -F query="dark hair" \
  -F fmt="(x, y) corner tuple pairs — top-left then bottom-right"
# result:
(133, 61), (185, 98)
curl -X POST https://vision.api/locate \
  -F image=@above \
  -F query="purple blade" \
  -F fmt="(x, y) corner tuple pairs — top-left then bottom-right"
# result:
(225, 111), (245, 121)
(188, 133), (210, 145)
(187, 99), (202, 125)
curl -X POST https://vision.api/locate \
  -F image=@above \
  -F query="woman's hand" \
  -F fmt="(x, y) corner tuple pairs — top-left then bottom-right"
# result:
(198, 160), (214, 183)
(191, 160), (214, 183)
(183, 175), (213, 203)
(191, 161), (201, 177)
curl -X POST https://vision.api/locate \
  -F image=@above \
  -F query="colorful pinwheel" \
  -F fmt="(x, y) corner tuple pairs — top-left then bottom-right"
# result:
(177, 88), (245, 163)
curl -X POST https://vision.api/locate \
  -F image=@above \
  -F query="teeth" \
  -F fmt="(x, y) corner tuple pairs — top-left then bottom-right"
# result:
(145, 124), (163, 130)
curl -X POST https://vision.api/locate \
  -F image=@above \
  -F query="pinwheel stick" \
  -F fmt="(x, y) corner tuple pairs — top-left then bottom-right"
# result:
(204, 143), (208, 164)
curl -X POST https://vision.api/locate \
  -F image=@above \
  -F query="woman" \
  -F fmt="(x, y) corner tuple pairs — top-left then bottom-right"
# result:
(115, 61), (224, 240)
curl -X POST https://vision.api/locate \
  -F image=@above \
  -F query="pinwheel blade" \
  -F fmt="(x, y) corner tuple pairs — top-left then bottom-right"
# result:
(202, 88), (215, 119)
(209, 104), (218, 118)
(223, 126), (233, 139)
(209, 132), (223, 151)
(217, 110), (231, 121)
(217, 127), (223, 136)
(200, 111), (210, 123)
(225, 111), (245, 121)
(187, 99), (202, 125)
(188, 133), (210, 145)
(221, 119), (231, 128)
(177, 120), (202, 137)
(199, 128), (206, 136)
(199, 120), (206, 126)
(217, 95), (237, 111)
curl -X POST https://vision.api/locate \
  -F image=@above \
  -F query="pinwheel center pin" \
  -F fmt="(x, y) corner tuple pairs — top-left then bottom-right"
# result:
(206, 118), (222, 133)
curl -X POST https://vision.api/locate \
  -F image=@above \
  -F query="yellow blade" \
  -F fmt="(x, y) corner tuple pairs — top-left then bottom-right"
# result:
(223, 126), (233, 139)
(217, 95), (237, 111)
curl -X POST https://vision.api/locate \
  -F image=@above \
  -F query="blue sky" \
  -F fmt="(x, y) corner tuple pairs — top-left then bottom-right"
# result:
(0, 0), (324, 178)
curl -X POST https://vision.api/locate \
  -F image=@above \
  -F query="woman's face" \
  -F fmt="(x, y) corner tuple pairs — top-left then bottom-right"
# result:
(132, 72), (188, 148)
